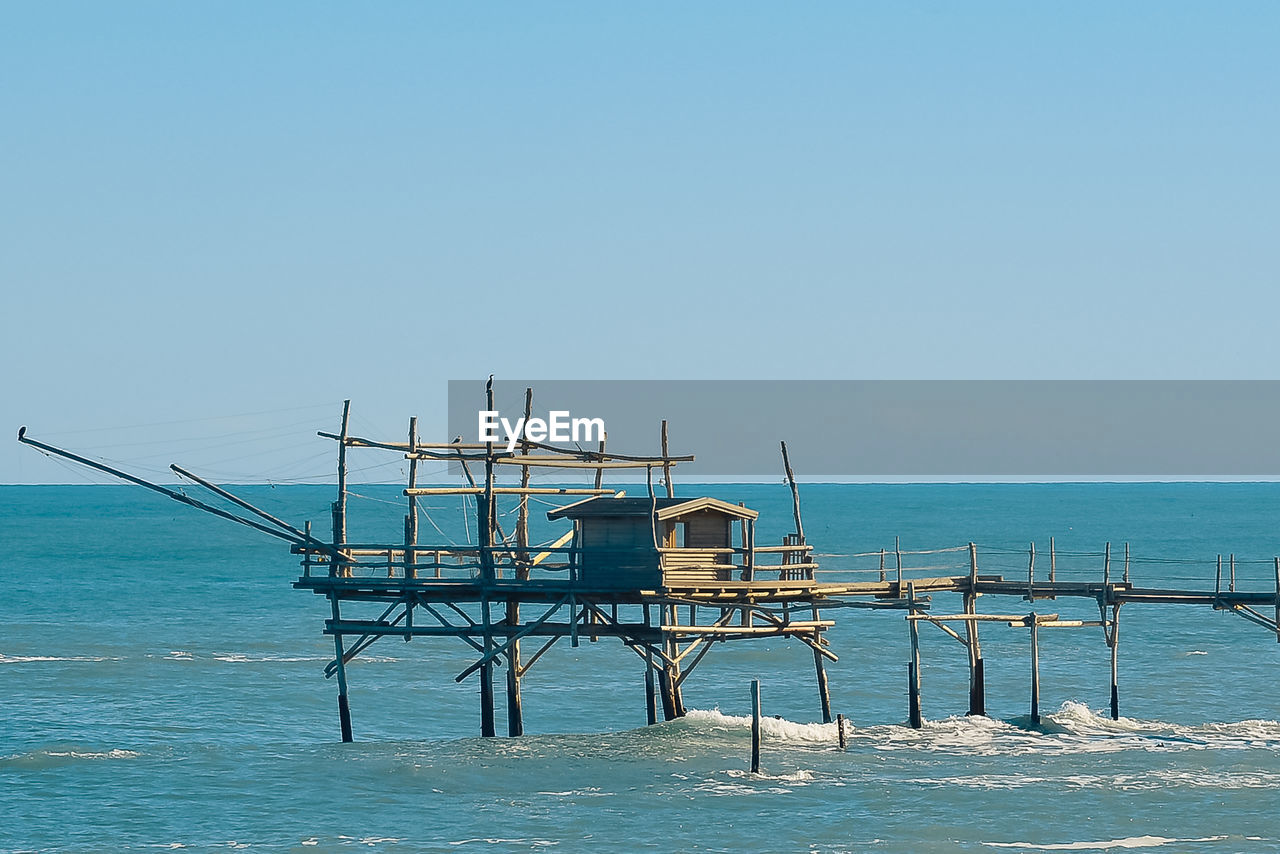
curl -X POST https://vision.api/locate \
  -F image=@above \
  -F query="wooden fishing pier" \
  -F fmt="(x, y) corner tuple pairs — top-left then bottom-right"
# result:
(17, 382), (1280, 741)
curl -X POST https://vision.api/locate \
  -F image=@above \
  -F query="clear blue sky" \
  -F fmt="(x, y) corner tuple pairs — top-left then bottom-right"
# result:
(3, 2), (1278, 483)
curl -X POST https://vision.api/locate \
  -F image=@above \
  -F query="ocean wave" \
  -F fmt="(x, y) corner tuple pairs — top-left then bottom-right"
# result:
(0, 653), (120, 663)
(681, 708), (841, 744)
(212, 653), (327, 663)
(0, 747), (141, 769)
(676, 702), (1280, 758)
(982, 836), (1228, 850)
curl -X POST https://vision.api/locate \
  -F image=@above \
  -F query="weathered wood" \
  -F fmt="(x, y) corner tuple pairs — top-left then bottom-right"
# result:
(334, 400), (351, 551)
(836, 713), (847, 750)
(1109, 604), (1120, 720)
(1104, 542), (1111, 586)
(594, 432), (607, 491)
(480, 597), (496, 738)
(661, 421), (674, 498)
(907, 581), (922, 728)
(896, 536), (904, 591)
(406, 417), (419, 580)
(750, 679), (762, 774)
(330, 593), (353, 742)
(965, 544), (985, 716)
(493, 457), (681, 470)
(780, 441), (805, 547)
(1027, 542), (1036, 601)
(404, 487), (614, 496)
(1230, 553), (1236, 592)
(1030, 615), (1041, 725)
(1049, 536), (1056, 583)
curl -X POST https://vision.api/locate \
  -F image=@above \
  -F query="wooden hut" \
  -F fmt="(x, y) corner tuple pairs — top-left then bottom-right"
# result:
(548, 496), (758, 589)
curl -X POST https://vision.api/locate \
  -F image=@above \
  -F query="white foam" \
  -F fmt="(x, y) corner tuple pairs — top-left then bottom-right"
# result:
(44, 749), (140, 760)
(0, 654), (118, 663)
(682, 708), (839, 744)
(983, 837), (1227, 850)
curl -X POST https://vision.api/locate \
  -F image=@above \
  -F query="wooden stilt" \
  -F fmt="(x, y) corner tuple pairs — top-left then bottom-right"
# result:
(1109, 604), (1121, 720)
(907, 581), (922, 729)
(480, 597), (496, 737)
(750, 679), (761, 774)
(836, 713), (847, 750)
(330, 593), (353, 743)
(966, 543), (985, 716)
(1049, 536), (1056, 583)
(643, 605), (658, 724)
(1274, 557), (1279, 644)
(813, 646), (833, 724)
(1030, 615), (1041, 725)
(667, 606), (687, 717)
(506, 389), (533, 738)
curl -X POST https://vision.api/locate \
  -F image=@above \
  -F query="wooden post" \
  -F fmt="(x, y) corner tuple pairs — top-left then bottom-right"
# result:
(1029, 615), (1041, 725)
(1028, 542), (1036, 601)
(1274, 557), (1279, 644)
(405, 417), (418, 580)
(517, 388), (533, 575)
(643, 605), (658, 724)
(1124, 542), (1130, 584)
(647, 466), (659, 550)
(895, 536), (903, 591)
(1103, 542), (1110, 586)
(1108, 607), (1120, 720)
(506, 389), (532, 737)
(661, 421), (674, 498)
(480, 596), (496, 738)
(333, 400), (351, 576)
(1216, 554), (1223, 600)
(836, 713), (847, 750)
(594, 431), (607, 491)
(780, 442), (804, 539)
(1049, 536), (1056, 583)
(303, 521), (313, 578)
(1230, 553), (1236, 592)
(965, 544), (985, 716)
(330, 593), (353, 743)
(750, 679), (762, 774)
(907, 581), (922, 729)
(879, 549), (886, 583)
(813, 645), (833, 724)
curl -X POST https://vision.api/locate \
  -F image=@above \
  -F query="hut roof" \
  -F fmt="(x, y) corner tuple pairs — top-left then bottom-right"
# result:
(547, 496), (757, 522)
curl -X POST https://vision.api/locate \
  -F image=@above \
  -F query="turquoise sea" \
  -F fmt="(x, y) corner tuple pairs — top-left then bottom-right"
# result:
(3, 483), (1280, 853)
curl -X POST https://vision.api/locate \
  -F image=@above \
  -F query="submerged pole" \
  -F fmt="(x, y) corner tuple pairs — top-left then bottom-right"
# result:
(750, 679), (762, 774)
(1109, 604), (1121, 721)
(966, 544), (985, 716)
(1029, 615), (1041, 725)
(643, 604), (658, 725)
(907, 582), (923, 729)
(330, 594), (353, 743)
